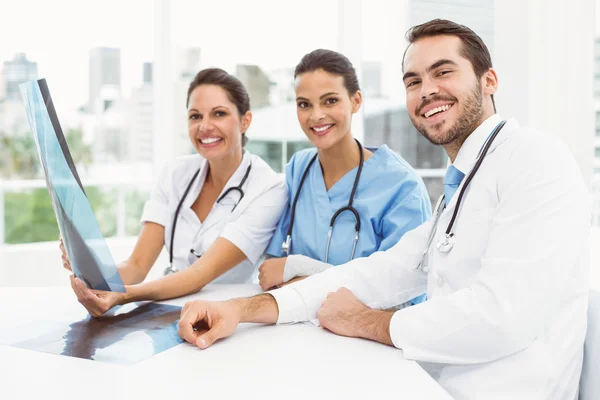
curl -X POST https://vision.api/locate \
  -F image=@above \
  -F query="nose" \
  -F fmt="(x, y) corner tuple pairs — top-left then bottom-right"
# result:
(309, 106), (326, 123)
(420, 75), (440, 100)
(198, 119), (213, 133)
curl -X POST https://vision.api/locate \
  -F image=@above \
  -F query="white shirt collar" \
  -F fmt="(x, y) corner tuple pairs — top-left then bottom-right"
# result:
(187, 150), (252, 208)
(451, 114), (503, 174)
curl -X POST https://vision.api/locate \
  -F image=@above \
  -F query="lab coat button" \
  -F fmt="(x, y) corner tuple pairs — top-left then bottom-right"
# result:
(423, 266), (430, 273)
(437, 276), (444, 287)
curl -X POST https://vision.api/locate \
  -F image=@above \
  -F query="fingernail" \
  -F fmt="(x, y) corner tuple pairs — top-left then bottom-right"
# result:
(199, 338), (206, 347)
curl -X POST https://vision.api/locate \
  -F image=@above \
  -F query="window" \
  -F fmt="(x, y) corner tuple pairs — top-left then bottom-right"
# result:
(168, 0), (338, 165)
(0, 0), (154, 245)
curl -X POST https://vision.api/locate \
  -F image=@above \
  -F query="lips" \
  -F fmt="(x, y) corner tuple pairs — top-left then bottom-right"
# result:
(422, 103), (453, 119)
(311, 124), (335, 136)
(197, 136), (223, 147)
(417, 99), (456, 119)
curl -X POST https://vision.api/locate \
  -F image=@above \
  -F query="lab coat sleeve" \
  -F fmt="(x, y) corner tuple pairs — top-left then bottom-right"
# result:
(140, 160), (173, 227)
(388, 136), (591, 364)
(270, 219), (432, 324)
(221, 178), (288, 265)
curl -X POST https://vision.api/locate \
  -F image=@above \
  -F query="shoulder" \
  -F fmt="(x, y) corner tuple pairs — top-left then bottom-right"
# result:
(247, 152), (286, 191)
(284, 147), (318, 181)
(502, 120), (576, 170)
(157, 154), (204, 187)
(361, 145), (430, 207)
(368, 145), (426, 188)
(498, 119), (586, 192)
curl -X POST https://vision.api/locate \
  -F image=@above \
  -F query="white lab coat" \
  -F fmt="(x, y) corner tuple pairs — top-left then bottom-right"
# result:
(141, 151), (287, 283)
(271, 115), (591, 400)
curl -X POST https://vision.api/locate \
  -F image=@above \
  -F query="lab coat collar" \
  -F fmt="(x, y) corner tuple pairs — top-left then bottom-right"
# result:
(184, 150), (252, 211)
(451, 114), (503, 175)
(215, 150), (253, 201)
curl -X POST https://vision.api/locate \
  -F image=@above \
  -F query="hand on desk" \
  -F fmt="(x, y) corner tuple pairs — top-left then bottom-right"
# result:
(258, 257), (287, 290)
(69, 275), (126, 318)
(318, 287), (394, 346)
(178, 300), (241, 349)
(178, 294), (279, 349)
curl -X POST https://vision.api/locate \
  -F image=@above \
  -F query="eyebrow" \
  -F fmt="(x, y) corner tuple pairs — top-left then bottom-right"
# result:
(296, 91), (340, 102)
(188, 106), (230, 113)
(402, 59), (459, 81)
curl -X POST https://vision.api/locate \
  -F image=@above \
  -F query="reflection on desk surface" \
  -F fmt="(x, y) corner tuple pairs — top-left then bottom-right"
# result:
(2, 302), (183, 365)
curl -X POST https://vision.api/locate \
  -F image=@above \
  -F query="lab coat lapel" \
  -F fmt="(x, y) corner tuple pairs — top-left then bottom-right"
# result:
(442, 119), (515, 213)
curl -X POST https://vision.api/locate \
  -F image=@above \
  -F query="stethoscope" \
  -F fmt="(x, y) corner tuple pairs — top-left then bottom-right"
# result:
(416, 120), (506, 271)
(163, 161), (252, 275)
(282, 139), (364, 263)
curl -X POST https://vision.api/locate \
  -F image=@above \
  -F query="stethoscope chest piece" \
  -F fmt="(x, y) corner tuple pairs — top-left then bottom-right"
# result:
(164, 265), (178, 275)
(436, 233), (455, 253)
(282, 235), (291, 256)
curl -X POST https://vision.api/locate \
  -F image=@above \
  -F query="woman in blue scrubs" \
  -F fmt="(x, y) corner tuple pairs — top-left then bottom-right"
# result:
(258, 49), (431, 305)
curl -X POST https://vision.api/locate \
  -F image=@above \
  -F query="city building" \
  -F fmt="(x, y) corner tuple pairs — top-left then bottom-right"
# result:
(89, 47), (121, 114)
(1, 53), (38, 101)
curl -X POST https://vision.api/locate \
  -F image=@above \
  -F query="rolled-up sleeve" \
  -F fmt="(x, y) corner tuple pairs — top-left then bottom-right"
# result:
(221, 178), (288, 265)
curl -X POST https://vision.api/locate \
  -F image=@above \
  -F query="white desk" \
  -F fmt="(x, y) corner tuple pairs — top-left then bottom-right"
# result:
(0, 284), (452, 399)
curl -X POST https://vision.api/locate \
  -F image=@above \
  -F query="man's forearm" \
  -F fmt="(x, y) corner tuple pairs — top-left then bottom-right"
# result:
(234, 294), (279, 324)
(355, 309), (395, 347)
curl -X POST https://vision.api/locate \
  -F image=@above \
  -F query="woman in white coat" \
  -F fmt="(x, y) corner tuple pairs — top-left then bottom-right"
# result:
(60, 68), (287, 317)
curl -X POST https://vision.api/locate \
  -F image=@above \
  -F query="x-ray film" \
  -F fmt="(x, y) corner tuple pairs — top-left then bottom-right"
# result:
(19, 79), (124, 292)
(1, 303), (183, 365)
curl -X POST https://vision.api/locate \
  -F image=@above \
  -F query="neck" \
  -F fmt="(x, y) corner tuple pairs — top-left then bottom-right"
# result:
(444, 109), (495, 163)
(318, 133), (361, 187)
(206, 148), (243, 189)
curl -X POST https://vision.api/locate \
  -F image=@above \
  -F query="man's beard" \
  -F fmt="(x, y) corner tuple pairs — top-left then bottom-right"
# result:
(411, 81), (485, 147)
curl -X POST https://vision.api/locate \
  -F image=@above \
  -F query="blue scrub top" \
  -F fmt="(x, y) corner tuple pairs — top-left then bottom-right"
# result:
(266, 145), (432, 268)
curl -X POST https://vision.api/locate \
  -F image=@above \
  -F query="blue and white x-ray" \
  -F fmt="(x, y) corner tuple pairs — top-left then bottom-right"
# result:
(20, 79), (125, 292)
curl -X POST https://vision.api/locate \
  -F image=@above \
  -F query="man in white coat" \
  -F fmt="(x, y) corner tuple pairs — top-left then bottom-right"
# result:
(177, 19), (591, 399)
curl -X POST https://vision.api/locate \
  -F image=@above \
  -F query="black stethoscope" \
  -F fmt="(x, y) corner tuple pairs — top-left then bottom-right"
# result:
(416, 120), (506, 271)
(163, 161), (252, 275)
(282, 139), (364, 263)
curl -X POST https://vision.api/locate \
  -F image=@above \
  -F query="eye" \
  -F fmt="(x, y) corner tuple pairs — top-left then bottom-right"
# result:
(324, 98), (338, 105)
(297, 101), (310, 109)
(188, 113), (200, 120)
(437, 70), (452, 77)
(215, 110), (227, 117)
(406, 80), (421, 88)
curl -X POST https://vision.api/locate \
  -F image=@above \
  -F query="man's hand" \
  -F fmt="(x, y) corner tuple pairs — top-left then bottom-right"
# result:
(178, 300), (242, 349)
(258, 257), (287, 290)
(317, 287), (394, 346)
(70, 275), (127, 318)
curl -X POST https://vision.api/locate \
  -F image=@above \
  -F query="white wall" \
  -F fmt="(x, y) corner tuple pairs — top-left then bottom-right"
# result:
(495, 0), (595, 185)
